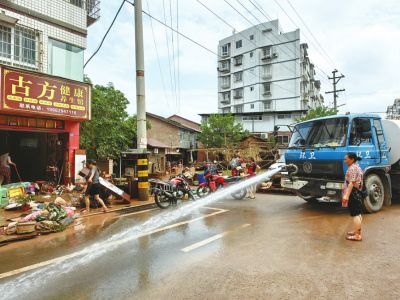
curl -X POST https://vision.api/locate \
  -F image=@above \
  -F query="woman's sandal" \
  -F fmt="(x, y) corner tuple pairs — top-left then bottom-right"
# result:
(347, 230), (361, 236)
(346, 234), (362, 241)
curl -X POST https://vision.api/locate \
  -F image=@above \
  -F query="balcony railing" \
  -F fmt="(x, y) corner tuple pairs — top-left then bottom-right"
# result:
(86, 0), (101, 26)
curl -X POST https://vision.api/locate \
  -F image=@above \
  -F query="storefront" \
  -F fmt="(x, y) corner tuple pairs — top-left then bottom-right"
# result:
(0, 65), (90, 183)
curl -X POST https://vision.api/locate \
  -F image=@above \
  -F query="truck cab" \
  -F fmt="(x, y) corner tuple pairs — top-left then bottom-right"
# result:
(282, 114), (394, 213)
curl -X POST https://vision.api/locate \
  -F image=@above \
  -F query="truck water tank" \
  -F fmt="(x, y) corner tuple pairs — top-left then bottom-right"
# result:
(381, 119), (400, 165)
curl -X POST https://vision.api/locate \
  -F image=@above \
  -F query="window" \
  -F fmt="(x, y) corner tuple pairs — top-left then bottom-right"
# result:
(48, 39), (84, 81)
(0, 115), (64, 129)
(221, 92), (230, 103)
(220, 60), (230, 71)
(235, 105), (243, 113)
(221, 43), (231, 56)
(69, 0), (84, 8)
(250, 51), (253, 58)
(233, 88), (243, 99)
(262, 46), (272, 58)
(263, 82), (271, 95)
(243, 115), (262, 121)
(276, 136), (289, 144)
(220, 76), (230, 88)
(262, 64), (272, 78)
(250, 104), (254, 109)
(250, 34), (254, 40)
(234, 55), (242, 66)
(250, 86), (254, 91)
(0, 25), (38, 69)
(277, 113), (291, 119)
(264, 100), (272, 110)
(222, 108), (231, 114)
(236, 40), (242, 49)
(234, 71), (243, 82)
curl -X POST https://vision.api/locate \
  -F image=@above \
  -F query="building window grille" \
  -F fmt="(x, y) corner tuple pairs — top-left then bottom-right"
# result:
(0, 24), (39, 70)
(236, 40), (242, 49)
(235, 105), (243, 113)
(221, 43), (231, 56)
(234, 71), (243, 82)
(234, 55), (243, 66)
(263, 82), (271, 95)
(233, 88), (243, 99)
(264, 100), (272, 110)
(243, 115), (262, 121)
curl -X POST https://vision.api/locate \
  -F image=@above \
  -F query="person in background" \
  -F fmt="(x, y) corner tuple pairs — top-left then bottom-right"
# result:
(0, 151), (15, 186)
(246, 157), (260, 199)
(342, 152), (364, 241)
(83, 160), (109, 214)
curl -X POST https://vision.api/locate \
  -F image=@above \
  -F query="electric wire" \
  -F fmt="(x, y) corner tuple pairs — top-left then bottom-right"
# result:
(145, 0), (170, 111)
(84, 0), (126, 68)
(169, 0), (178, 110)
(162, 0), (176, 105)
(286, 0), (336, 68)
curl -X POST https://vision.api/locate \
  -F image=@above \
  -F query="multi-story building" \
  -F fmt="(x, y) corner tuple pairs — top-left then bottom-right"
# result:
(0, 0), (99, 183)
(211, 20), (323, 142)
(387, 98), (400, 120)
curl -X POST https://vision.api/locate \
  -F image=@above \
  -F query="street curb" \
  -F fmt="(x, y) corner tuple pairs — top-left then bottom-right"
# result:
(78, 202), (158, 219)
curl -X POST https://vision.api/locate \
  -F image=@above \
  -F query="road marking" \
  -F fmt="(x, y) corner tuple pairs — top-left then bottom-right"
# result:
(112, 208), (158, 219)
(181, 223), (251, 253)
(0, 207), (229, 280)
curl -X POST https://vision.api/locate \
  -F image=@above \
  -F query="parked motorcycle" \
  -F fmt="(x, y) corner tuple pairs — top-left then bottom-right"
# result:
(150, 174), (196, 209)
(196, 173), (247, 200)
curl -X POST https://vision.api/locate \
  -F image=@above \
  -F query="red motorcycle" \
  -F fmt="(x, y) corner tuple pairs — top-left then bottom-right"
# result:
(150, 173), (195, 209)
(196, 173), (247, 200)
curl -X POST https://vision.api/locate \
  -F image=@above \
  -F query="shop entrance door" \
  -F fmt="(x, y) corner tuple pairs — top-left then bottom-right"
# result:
(0, 131), (67, 183)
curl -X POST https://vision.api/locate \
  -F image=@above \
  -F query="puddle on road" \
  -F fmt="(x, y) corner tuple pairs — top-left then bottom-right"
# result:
(0, 169), (281, 299)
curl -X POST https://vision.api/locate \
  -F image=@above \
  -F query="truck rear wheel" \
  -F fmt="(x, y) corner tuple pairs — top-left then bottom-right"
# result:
(363, 174), (384, 213)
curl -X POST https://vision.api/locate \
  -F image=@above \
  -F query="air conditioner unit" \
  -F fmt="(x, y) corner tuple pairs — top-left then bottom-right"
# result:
(273, 53), (278, 58)
(260, 133), (268, 139)
(263, 91), (272, 96)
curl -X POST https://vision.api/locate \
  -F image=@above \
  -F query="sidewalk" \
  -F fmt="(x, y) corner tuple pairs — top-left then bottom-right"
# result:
(0, 196), (158, 246)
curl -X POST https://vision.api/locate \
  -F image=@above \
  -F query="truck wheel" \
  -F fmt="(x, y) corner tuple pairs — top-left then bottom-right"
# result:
(364, 174), (384, 213)
(297, 192), (317, 203)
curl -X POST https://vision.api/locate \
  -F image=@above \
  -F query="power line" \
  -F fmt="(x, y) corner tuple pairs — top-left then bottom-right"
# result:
(286, 0), (336, 67)
(169, 0), (178, 110)
(162, 0), (176, 105)
(145, 0), (170, 111)
(84, 0), (126, 68)
(176, 0), (181, 113)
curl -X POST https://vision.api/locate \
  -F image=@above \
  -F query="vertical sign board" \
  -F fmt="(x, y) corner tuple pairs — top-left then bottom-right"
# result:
(0, 66), (91, 121)
(74, 150), (87, 184)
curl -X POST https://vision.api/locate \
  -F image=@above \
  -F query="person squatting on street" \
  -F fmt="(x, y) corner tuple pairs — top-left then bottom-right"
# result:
(246, 157), (260, 199)
(83, 160), (109, 214)
(342, 152), (364, 241)
(0, 151), (15, 186)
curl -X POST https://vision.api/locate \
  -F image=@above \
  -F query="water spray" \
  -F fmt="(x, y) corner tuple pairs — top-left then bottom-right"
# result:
(0, 165), (298, 299)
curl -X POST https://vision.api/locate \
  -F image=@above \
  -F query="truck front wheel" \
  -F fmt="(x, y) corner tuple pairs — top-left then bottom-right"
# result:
(364, 174), (384, 213)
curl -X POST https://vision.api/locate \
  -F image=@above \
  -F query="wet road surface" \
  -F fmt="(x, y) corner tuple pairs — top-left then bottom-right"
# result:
(1, 193), (400, 299)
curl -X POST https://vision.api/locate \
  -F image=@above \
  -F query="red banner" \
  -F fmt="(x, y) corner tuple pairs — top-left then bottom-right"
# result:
(0, 66), (91, 120)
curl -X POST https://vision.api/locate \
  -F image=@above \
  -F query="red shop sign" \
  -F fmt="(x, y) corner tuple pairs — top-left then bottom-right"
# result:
(0, 66), (91, 121)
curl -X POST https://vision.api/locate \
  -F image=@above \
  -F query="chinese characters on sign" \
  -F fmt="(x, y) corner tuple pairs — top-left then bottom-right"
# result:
(0, 67), (91, 120)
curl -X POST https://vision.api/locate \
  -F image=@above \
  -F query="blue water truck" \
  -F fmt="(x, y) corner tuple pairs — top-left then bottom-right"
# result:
(281, 114), (400, 213)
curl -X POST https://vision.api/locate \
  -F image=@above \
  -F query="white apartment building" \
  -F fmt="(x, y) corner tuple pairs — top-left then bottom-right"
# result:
(387, 98), (400, 120)
(211, 20), (323, 143)
(0, 0), (100, 81)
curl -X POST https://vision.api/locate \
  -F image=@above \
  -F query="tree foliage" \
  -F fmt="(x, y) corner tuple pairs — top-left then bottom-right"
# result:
(296, 106), (337, 122)
(198, 114), (248, 148)
(80, 80), (137, 159)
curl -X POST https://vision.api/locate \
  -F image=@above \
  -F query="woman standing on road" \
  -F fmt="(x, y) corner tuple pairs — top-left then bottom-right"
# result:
(342, 152), (364, 241)
(246, 157), (260, 199)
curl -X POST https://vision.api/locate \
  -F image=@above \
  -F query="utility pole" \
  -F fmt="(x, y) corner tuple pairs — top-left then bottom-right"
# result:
(135, 0), (149, 201)
(325, 69), (345, 111)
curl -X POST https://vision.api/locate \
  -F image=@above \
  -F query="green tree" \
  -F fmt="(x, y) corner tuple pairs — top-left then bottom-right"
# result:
(80, 80), (137, 159)
(296, 106), (337, 122)
(198, 114), (248, 148)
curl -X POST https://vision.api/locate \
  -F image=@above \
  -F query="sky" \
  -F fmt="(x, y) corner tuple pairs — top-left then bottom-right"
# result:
(85, 0), (400, 122)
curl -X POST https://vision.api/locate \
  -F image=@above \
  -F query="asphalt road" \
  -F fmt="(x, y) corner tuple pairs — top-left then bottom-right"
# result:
(1, 193), (400, 299)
